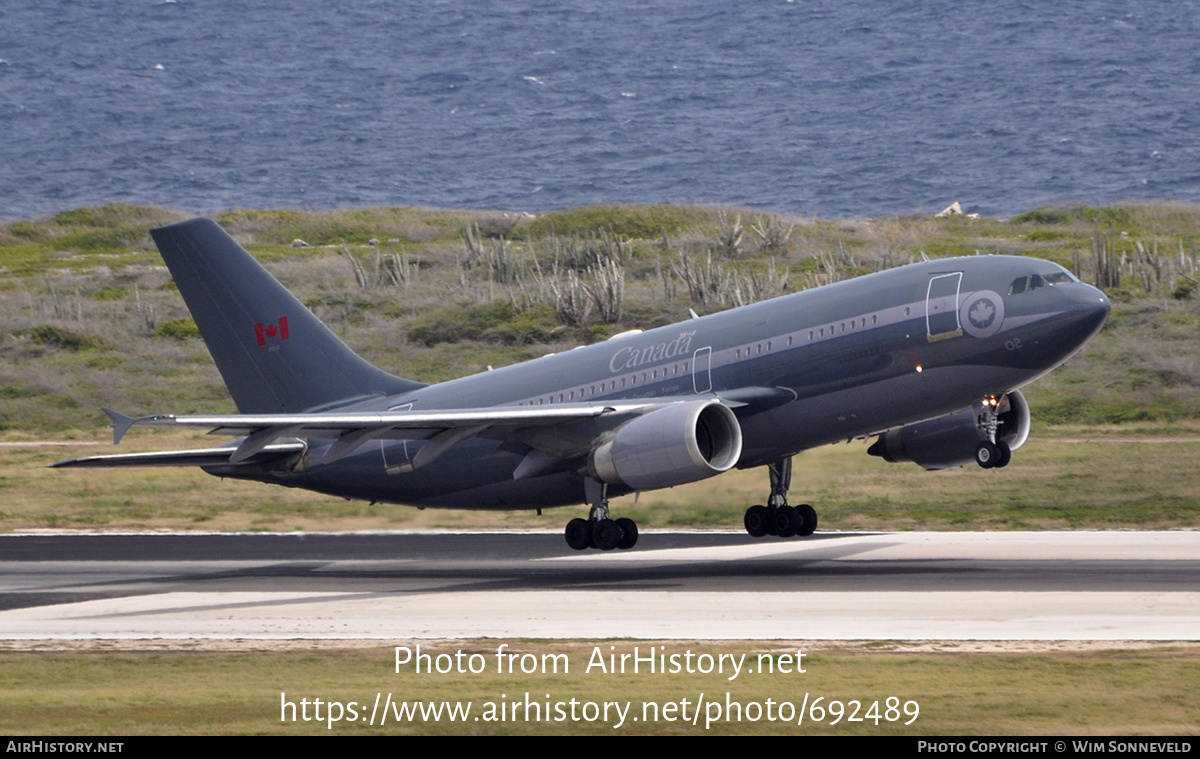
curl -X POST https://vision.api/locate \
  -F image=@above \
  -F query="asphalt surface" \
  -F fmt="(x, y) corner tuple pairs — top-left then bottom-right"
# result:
(1, 531), (1196, 640)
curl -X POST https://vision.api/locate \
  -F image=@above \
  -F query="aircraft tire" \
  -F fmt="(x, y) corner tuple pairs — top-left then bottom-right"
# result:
(996, 441), (1012, 468)
(592, 518), (621, 551)
(616, 517), (639, 550)
(773, 506), (799, 538)
(744, 505), (770, 538)
(797, 503), (818, 537)
(565, 518), (592, 551)
(975, 441), (1000, 469)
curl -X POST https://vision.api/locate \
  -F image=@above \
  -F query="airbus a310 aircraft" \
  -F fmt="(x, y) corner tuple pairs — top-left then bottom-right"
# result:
(55, 218), (1110, 550)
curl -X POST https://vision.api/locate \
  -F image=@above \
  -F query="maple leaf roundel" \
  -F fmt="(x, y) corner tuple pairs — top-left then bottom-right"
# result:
(959, 290), (1005, 338)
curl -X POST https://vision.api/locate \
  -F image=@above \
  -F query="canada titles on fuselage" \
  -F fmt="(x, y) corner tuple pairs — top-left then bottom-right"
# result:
(608, 331), (696, 374)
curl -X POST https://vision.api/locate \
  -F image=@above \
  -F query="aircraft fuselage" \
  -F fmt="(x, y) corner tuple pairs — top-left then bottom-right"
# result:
(218, 254), (1109, 510)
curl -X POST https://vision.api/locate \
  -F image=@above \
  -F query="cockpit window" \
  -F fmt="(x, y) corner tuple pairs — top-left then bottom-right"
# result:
(1009, 275), (1045, 293)
(1010, 270), (1076, 296)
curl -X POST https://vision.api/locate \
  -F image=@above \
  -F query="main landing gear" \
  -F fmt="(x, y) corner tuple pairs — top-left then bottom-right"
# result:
(974, 395), (1012, 469)
(565, 482), (639, 551)
(743, 457), (817, 539)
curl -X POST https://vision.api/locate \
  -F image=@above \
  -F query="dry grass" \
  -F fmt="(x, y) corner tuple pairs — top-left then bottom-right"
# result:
(4, 431), (1199, 533)
(0, 642), (1195, 734)
(4, 201), (1200, 436)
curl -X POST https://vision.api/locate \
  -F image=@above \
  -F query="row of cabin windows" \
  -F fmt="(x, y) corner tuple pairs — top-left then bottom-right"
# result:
(735, 310), (885, 361)
(520, 307), (889, 406)
(806, 313), (880, 341)
(521, 361), (692, 405)
(735, 338), (790, 359)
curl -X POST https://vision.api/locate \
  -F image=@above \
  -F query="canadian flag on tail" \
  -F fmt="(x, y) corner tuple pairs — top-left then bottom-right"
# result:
(254, 316), (290, 347)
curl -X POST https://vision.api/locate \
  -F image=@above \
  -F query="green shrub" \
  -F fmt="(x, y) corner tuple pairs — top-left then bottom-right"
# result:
(1012, 205), (1135, 227)
(26, 325), (104, 351)
(215, 209), (378, 246)
(523, 204), (700, 240)
(407, 301), (556, 346)
(1012, 208), (1073, 225)
(7, 221), (46, 240)
(1024, 229), (1071, 242)
(93, 287), (128, 301)
(154, 318), (201, 340)
(51, 203), (177, 228)
(54, 229), (138, 251)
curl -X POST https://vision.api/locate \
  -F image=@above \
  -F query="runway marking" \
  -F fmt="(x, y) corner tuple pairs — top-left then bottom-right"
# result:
(544, 538), (897, 563)
(549, 531), (1200, 562)
(0, 590), (1197, 641)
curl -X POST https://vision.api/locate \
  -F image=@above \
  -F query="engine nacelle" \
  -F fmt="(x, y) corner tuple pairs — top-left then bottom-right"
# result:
(867, 389), (1031, 470)
(589, 400), (743, 490)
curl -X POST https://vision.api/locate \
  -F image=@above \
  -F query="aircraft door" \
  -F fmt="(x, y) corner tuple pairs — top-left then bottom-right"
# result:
(926, 272), (964, 342)
(692, 346), (712, 393)
(381, 403), (414, 475)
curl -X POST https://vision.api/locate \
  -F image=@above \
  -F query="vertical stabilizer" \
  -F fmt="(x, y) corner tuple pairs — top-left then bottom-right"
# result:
(150, 218), (424, 413)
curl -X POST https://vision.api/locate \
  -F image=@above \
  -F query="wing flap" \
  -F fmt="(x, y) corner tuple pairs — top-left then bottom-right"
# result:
(134, 403), (651, 437)
(51, 443), (306, 469)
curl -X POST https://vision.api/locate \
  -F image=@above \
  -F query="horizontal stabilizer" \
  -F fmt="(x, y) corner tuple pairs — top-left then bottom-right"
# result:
(102, 407), (137, 444)
(50, 443), (306, 469)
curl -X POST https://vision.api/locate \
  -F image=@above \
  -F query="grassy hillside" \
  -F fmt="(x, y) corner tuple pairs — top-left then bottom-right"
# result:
(3, 201), (1199, 435)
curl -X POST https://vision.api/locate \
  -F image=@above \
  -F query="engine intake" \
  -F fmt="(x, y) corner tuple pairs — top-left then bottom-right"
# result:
(589, 400), (743, 490)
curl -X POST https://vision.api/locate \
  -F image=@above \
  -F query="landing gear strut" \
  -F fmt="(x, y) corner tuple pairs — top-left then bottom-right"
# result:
(743, 457), (817, 539)
(565, 482), (639, 551)
(975, 396), (1012, 469)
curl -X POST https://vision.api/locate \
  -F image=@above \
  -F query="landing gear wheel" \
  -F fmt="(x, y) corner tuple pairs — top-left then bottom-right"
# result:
(796, 503), (818, 537)
(996, 441), (1012, 468)
(750, 457), (821, 539)
(773, 506), (800, 538)
(744, 505), (771, 538)
(571, 480), (641, 551)
(975, 441), (1000, 469)
(565, 518), (591, 551)
(615, 517), (639, 550)
(592, 518), (621, 551)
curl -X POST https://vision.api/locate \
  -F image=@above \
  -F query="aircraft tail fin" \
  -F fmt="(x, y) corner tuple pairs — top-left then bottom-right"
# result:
(150, 218), (425, 413)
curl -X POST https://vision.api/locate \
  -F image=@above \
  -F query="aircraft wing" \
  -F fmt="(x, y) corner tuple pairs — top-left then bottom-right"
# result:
(84, 402), (666, 469)
(56, 388), (791, 472)
(108, 404), (645, 439)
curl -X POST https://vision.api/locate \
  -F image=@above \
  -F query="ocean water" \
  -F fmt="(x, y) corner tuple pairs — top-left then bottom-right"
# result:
(1, 0), (1197, 219)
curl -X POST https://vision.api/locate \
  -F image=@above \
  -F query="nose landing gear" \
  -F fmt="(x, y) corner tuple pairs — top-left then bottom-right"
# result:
(976, 396), (1012, 469)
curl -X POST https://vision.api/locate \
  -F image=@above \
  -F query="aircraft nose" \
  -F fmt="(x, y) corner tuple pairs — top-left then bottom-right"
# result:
(1066, 283), (1110, 345)
(1082, 284), (1110, 330)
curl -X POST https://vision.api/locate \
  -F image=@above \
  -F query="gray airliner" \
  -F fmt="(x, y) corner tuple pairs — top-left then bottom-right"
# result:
(55, 218), (1111, 550)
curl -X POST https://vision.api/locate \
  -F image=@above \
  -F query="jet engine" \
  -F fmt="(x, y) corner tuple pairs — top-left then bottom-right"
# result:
(867, 390), (1031, 470)
(588, 399), (743, 490)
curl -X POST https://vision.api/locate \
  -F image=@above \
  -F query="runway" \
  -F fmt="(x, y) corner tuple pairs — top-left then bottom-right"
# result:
(0, 531), (1197, 641)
